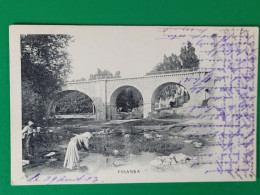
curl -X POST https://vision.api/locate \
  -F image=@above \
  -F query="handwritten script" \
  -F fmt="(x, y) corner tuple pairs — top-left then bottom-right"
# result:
(27, 173), (98, 184)
(156, 27), (257, 180)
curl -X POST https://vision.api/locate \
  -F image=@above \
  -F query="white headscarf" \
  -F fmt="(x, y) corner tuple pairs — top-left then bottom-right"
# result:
(28, 121), (34, 126)
(82, 132), (92, 139)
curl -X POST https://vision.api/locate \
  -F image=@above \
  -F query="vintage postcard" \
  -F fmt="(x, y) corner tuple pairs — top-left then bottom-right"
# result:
(10, 25), (258, 185)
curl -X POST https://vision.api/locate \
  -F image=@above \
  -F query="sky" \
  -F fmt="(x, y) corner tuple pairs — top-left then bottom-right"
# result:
(66, 26), (191, 80)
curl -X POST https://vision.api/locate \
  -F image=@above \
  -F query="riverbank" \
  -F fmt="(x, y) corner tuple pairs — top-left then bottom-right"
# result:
(23, 118), (215, 177)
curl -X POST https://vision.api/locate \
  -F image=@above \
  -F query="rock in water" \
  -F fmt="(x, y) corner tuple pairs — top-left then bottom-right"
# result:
(98, 130), (105, 135)
(183, 140), (193, 143)
(156, 134), (163, 139)
(150, 158), (163, 168)
(162, 158), (172, 166)
(193, 142), (203, 148)
(113, 160), (126, 166)
(48, 158), (57, 162)
(150, 153), (192, 169)
(104, 128), (110, 134)
(113, 150), (120, 156)
(169, 153), (190, 163)
(144, 133), (153, 139)
(45, 152), (56, 157)
(150, 156), (177, 169)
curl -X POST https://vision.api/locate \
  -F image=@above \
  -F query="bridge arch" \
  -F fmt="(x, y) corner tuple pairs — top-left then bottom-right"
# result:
(47, 90), (96, 119)
(109, 85), (144, 120)
(151, 82), (191, 117)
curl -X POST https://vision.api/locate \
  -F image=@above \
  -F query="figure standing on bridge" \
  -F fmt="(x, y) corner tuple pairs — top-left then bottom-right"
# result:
(63, 132), (93, 170)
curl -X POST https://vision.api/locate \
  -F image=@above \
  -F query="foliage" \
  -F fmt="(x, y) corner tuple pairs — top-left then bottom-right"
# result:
(154, 84), (178, 101)
(22, 81), (45, 122)
(89, 69), (121, 80)
(116, 88), (143, 112)
(77, 78), (87, 81)
(149, 41), (199, 74)
(70, 77), (87, 82)
(153, 83), (190, 106)
(21, 34), (73, 96)
(114, 71), (121, 78)
(55, 91), (94, 114)
(152, 54), (182, 72)
(21, 34), (73, 123)
(147, 41), (197, 106)
(179, 41), (199, 69)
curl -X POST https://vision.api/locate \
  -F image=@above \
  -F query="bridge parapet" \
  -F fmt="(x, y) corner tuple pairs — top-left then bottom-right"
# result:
(52, 69), (213, 120)
(65, 69), (209, 85)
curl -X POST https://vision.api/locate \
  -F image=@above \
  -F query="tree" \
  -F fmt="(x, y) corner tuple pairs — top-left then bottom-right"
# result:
(55, 91), (94, 114)
(154, 83), (190, 109)
(154, 84), (178, 102)
(114, 71), (121, 78)
(116, 88), (143, 112)
(21, 35), (73, 96)
(89, 68), (121, 80)
(77, 77), (86, 81)
(22, 81), (45, 122)
(21, 34), (73, 123)
(148, 41), (199, 75)
(179, 41), (199, 69)
(151, 54), (182, 72)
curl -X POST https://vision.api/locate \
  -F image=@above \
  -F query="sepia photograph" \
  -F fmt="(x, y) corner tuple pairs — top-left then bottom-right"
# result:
(10, 25), (258, 185)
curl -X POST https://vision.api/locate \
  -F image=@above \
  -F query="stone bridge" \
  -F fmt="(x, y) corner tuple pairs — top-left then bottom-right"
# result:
(47, 70), (213, 120)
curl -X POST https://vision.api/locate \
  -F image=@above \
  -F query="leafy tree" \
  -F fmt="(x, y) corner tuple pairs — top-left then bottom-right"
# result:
(154, 84), (178, 101)
(89, 68), (121, 80)
(114, 71), (121, 78)
(22, 81), (45, 122)
(152, 54), (182, 72)
(21, 34), (73, 123)
(148, 41), (199, 74)
(116, 88), (143, 112)
(154, 83), (190, 108)
(21, 34), (73, 96)
(55, 91), (94, 114)
(77, 77), (86, 81)
(179, 41), (199, 69)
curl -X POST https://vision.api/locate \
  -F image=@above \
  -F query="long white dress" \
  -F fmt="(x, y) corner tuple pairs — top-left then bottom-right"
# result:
(63, 134), (89, 169)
